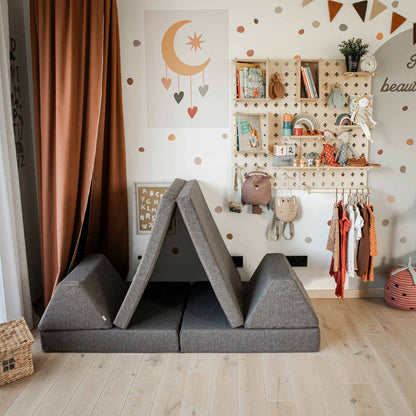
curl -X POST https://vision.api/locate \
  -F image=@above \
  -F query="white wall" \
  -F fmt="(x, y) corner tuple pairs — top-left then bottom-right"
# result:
(120, 0), (416, 290)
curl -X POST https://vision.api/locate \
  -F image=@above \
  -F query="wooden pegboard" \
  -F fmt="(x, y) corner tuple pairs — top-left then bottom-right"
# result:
(232, 58), (375, 191)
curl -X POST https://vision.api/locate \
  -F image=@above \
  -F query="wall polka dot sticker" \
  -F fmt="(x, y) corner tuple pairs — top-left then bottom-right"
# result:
(294, 55), (301, 60)
(237, 26), (245, 33)
(400, 236), (407, 243)
(376, 32), (384, 40)
(298, 29), (305, 35)
(312, 21), (320, 28)
(215, 206), (223, 213)
(327, 220), (332, 226)
(133, 40), (141, 47)
(402, 106), (408, 111)
(400, 166), (407, 173)
(392, 1), (399, 7)
(339, 24), (348, 31)
(138, 255), (142, 260)
(254, 18), (259, 24)
(168, 134), (176, 141)
(377, 149), (383, 155)
(127, 78), (134, 85)
(407, 138), (414, 145)
(305, 237), (312, 243)
(387, 195), (396, 203)
(172, 247), (179, 254)
(194, 157), (202, 165)
(222, 133), (228, 139)
(247, 49), (254, 57)
(382, 219), (390, 226)
(138, 147), (145, 152)
(274, 6), (283, 13)
(226, 233), (233, 240)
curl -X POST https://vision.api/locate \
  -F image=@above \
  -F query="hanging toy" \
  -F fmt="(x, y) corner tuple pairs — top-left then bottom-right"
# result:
(328, 83), (346, 110)
(321, 130), (340, 167)
(350, 95), (377, 143)
(269, 72), (286, 99)
(335, 130), (358, 167)
(247, 124), (260, 148)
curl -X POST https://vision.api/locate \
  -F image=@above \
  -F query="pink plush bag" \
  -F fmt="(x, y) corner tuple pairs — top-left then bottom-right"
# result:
(241, 171), (272, 214)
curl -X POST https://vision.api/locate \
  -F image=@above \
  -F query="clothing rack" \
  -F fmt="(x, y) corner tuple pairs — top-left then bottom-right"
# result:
(304, 186), (370, 194)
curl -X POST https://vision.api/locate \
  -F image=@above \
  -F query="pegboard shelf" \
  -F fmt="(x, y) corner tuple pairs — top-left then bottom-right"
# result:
(276, 165), (379, 171)
(343, 71), (376, 78)
(231, 57), (377, 191)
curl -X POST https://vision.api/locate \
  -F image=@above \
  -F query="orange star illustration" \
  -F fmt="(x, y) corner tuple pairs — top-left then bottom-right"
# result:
(185, 32), (205, 51)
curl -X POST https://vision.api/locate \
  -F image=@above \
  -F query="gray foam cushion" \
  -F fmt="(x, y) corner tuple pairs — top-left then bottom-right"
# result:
(114, 178), (187, 329)
(244, 253), (319, 329)
(177, 180), (244, 328)
(38, 254), (128, 330)
(40, 282), (191, 353)
(180, 282), (320, 353)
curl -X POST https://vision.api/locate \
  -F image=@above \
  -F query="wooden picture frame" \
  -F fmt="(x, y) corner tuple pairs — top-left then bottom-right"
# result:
(135, 182), (173, 234)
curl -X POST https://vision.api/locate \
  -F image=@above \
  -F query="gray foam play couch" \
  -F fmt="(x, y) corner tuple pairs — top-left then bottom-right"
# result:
(39, 179), (320, 353)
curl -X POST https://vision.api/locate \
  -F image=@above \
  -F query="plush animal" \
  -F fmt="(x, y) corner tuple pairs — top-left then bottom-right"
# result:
(335, 130), (358, 167)
(350, 95), (377, 142)
(241, 171), (271, 214)
(321, 130), (340, 167)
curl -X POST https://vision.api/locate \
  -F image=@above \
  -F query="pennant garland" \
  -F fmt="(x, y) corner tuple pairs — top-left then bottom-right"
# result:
(391, 11), (407, 34)
(328, 0), (343, 22)
(369, 0), (387, 20)
(352, 1), (368, 23)
(302, 0), (315, 6)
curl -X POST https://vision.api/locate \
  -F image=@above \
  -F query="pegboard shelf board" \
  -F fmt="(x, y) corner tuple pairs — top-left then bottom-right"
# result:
(343, 72), (376, 78)
(275, 165), (379, 171)
(232, 58), (375, 191)
(234, 98), (268, 102)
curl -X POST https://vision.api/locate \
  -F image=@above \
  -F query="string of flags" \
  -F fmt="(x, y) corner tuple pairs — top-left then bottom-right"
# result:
(302, 0), (415, 42)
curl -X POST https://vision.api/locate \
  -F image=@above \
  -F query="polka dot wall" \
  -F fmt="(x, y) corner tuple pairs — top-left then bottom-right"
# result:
(117, 0), (416, 289)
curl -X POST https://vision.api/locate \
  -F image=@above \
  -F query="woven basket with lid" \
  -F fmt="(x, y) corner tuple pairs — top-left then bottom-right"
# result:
(0, 317), (34, 386)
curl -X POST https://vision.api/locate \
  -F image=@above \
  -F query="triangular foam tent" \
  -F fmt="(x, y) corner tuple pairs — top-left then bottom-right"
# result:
(114, 179), (245, 329)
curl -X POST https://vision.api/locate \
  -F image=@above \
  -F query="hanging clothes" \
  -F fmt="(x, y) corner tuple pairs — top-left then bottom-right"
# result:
(336, 205), (351, 299)
(346, 204), (355, 278)
(327, 202), (340, 273)
(353, 205), (364, 272)
(357, 204), (370, 280)
(366, 205), (377, 281)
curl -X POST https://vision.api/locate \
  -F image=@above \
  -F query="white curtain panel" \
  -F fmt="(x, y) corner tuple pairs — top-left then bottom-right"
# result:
(0, 0), (33, 327)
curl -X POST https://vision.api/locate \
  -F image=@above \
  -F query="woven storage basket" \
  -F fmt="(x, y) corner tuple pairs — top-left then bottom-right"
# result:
(0, 317), (34, 386)
(384, 264), (416, 311)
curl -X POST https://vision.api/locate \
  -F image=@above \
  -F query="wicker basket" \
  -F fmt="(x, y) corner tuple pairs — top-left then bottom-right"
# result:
(0, 317), (34, 386)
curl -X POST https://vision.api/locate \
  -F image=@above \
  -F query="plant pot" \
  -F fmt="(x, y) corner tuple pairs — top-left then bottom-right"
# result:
(345, 55), (360, 72)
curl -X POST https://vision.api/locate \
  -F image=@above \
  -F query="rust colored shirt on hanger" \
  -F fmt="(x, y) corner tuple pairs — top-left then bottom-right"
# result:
(357, 205), (370, 280)
(336, 206), (351, 299)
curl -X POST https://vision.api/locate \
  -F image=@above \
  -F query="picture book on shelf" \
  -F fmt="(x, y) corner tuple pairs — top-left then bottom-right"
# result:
(300, 65), (318, 98)
(237, 114), (262, 151)
(236, 62), (266, 99)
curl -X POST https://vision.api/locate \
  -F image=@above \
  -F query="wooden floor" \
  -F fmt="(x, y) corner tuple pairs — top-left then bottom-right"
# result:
(1, 298), (416, 416)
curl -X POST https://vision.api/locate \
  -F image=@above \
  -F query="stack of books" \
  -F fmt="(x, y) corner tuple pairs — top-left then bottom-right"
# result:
(300, 65), (318, 99)
(236, 63), (266, 99)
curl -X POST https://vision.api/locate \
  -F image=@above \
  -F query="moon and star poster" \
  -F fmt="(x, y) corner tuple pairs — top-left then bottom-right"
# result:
(144, 10), (229, 128)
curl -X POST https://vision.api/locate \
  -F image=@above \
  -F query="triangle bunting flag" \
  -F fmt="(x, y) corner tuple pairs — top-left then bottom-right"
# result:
(353, 1), (368, 23)
(302, 0), (315, 6)
(370, 0), (387, 21)
(391, 12), (407, 34)
(328, 1), (343, 22)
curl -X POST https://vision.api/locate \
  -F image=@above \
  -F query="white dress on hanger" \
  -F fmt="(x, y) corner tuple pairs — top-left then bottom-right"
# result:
(346, 204), (355, 278)
(354, 205), (364, 272)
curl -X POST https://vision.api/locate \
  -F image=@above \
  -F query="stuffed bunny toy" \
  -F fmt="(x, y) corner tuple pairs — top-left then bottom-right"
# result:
(335, 130), (358, 167)
(269, 196), (298, 240)
(321, 130), (340, 167)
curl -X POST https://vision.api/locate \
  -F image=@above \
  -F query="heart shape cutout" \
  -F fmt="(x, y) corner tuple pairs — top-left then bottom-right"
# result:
(199, 84), (209, 97)
(174, 91), (184, 104)
(187, 106), (198, 119)
(161, 77), (172, 90)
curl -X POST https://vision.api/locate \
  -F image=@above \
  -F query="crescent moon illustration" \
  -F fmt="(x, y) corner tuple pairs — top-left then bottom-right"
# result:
(161, 20), (210, 76)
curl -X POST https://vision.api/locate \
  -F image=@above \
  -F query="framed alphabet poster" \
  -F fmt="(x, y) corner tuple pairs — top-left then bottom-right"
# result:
(135, 183), (170, 234)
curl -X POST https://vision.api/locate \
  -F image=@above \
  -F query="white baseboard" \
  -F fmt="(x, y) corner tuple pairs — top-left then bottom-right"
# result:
(307, 288), (384, 298)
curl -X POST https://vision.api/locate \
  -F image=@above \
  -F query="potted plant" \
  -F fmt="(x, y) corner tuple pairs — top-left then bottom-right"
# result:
(338, 37), (369, 72)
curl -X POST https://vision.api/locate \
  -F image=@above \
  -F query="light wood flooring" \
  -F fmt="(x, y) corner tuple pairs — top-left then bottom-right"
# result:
(1, 297), (416, 416)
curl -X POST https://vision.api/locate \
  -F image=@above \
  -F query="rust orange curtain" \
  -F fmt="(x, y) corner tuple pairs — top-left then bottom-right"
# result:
(30, 0), (129, 305)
